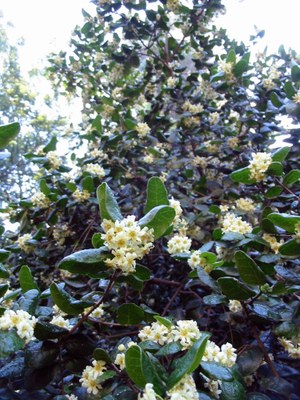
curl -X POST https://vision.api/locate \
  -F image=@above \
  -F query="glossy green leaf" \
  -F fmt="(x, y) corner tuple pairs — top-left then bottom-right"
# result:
(18, 289), (39, 315)
(271, 147), (290, 162)
(279, 238), (300, 256)
(34, 321), (69, 340)
(25, 341), (59, 368)
(291, 64), (300, 81)
(267, 213), (300, 233)
(0, 249), (10, 262)
(270, 92), (282, 107)
(236, 346), (264, 376)
(0, 283), (9, 298)
(197, 266), (220, 291)
(0, 330), (25, 358)
(19, 265), (39, 293)
(218, 277), (256, 300)
(156, 341), (182, 357)
(144, 177), (169, 213)
(284, 81), (296, 99)
(117, 303), (145, 324)
(91, 233), (105, 248)
(0, 122), (20, 149)
(267, 162), (283, 176)
(220, 379), (246, 400)
(283, 169), (300, 185)
(200, 361), (233, 381)
(233, 60), (248, 77)
(138, 205), (175, 240)
(264, 186), (283, 198)
(167, 333), (210, 389)
(58, 247), (109, 277)
(0, 264), (9, 279)
(154, 315), (173, 329)
(93, 348), (113, 363)
(82, 175), (95, 193)
(97, 182), (123, 222)
(43, 136), (57, 153)
(39, 179), (51, 196)
(234, 251), (266, 285)
(249, 302), (283, 321)
(50, 283), (84, 315)
(226, 49), (236, 64)
(230, 167), (255, 184)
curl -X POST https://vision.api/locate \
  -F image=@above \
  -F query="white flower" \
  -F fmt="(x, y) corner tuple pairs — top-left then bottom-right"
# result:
(249, 152), (272, 182)
(167, 234), (191, 255)
(228, 300), (243, 313)
(171, 320), (201, 349)
(221, 212), (252, 235)
(138, 383), (158, 400)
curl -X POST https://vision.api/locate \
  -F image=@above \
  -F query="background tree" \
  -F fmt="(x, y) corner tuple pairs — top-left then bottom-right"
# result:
(0, 21), (66, 206)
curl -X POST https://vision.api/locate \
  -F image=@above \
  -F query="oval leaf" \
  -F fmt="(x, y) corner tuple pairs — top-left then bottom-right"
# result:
(138, 205), (175, 240)
(218, 277), (256, 300)
(117, 303), (145, 325)
(0, 122), (20, 149)
(144, 177), (169, 213)
(234, 251), (266, 285)
(97, 182), (123, 222)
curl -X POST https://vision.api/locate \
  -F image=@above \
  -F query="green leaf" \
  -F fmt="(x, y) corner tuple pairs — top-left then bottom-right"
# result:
(234, 251), (266, 285)
(19, 265), (39, 293)
(220, 379), (246, 400)
(271, 147), (290, 162)
(264, 186), (283, 198)
(117, 303), (145, 324)
(226, 49), (236, 64)
(279, 238), (300, 256)
(0, 249), (10, 262)
(0, 330), (25, 358)
(200, 361), (233, 381)
(153, 315), (173, 329)
(230, 167), (255, 184)
(156, 341), (182, 357)
(144, 177), (169, 213)
(97, 182), (123, 222)
(125, 345), (155, 389)
(43, 136), (57, 153)
(82, 176), (95, 193)
(267, 213), (300, 233)
(39, 179), (51, 196)
(236, 346), (264, 376)
(0, 122), (20, 149)
(283, 169), (300, 185)
(138, 205), (175, 240)
(247, 394), (271, 400)
(0, 264), (9, 279)
(50, 283), (84, 315)
(197, 266), (220, 292)
(267, 162), (283, 176)
(25, 341), (59, 368)
(34, 321), (69, 340)
(233, 60), (248, 77)
(18, 289), (40, 315)
(92, 233), (105, 248)
(203, 294), (226, 305)
(249, 302), (283, 321)
(218, 277), (256, 300)
(93, 348), (113, 363)
(291, 64), (300, 82)
(58, 247), (109, 277)
(269, 92), (283, 107)
(167, 333), (210, 389)
(284, 82), (296, 99)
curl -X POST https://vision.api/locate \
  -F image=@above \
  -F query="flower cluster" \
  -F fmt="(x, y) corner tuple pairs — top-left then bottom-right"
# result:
(220, 212), (252, 235)
(80, 360), (107, 395)
(52, 223), (72, 246)
(101, 216), (154, 274)
(167, 234), (191, 255)
(136, 122), (151, 138)
(292, 89), (300, 104)
(0, 309), (36, 343)
(47, 150), (61, 170)
(228, 300), (243, 313)
(203, 340), (237, 367)
(138, 320), (201, 350)
(278, 336), (300, 358)
(17, 233), (34, 253)
(262, 233), (284, 254)
(84, 163), (106, 179)
(167, 374), (199, 400)
(295, 222), (300, 242)
(72, 188), (90, 202)
(31, 191), (50, 209)
(188, 250), (212, 273)
(235, 197), (255, 213)
(249, 152), (272, 182)
(182, 100), (203, 114)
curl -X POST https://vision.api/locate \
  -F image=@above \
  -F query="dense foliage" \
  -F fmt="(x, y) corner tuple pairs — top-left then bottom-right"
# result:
(0, 1), (299, 399)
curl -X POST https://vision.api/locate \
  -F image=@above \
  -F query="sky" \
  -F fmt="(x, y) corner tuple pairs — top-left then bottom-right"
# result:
(1, 0), (300, 71)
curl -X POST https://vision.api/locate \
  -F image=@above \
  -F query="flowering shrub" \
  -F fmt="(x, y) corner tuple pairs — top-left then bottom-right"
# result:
(0, 0), (300, 399)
